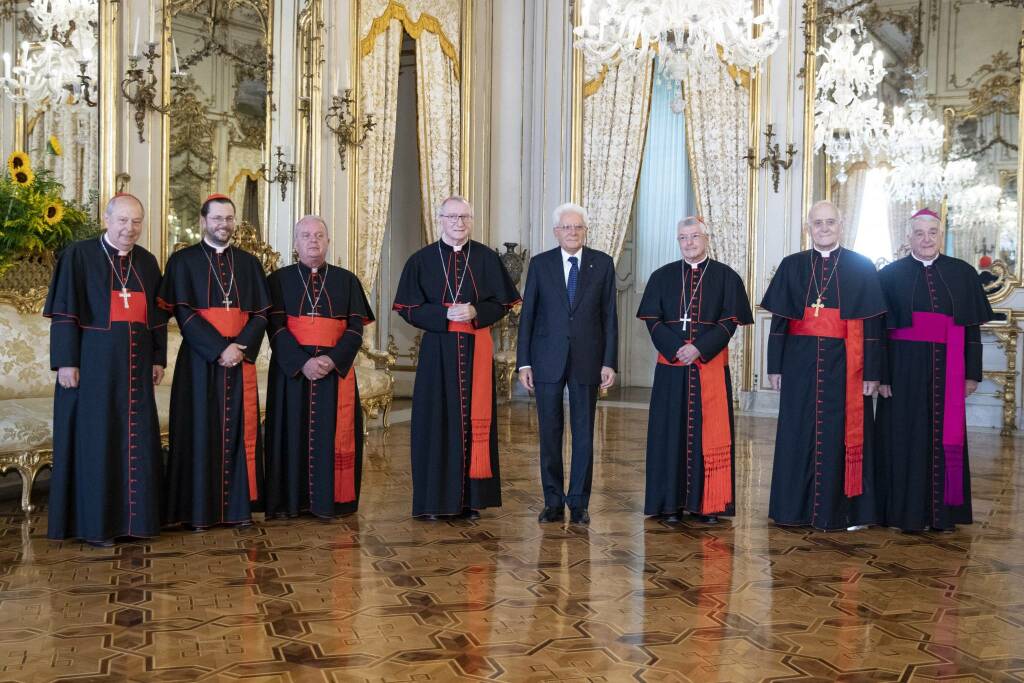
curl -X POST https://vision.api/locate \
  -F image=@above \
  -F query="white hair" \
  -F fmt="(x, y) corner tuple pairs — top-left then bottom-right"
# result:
(806, 199), (844, 224)
(552, 202), (588, 227)
(437, 195), (474, 217)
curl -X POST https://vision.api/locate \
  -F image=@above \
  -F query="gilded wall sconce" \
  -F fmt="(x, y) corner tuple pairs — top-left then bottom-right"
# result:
(324, 89), (375, 170)
(258, 146), (297, 202)
(745, 124), (797, 193)
(120, 43), (174, 143)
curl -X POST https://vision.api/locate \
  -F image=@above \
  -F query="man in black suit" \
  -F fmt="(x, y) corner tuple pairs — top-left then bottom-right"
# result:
(517, 202), (618, 525)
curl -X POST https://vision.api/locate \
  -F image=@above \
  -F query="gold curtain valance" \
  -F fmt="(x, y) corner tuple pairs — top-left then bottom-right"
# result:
(359, 0), (460, 80)
(583, 45), (750, 99)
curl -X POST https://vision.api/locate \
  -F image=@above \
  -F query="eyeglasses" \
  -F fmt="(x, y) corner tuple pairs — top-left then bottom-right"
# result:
(677, 234), (706, 242)
(556, 224), (586, 232)
(208, 216), (236, 226)
(811, 218), (839, 228)
(440, 214), (473, 223)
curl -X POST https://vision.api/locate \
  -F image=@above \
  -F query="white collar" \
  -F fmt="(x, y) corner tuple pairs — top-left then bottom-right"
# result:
(684, 255), (709, 267)
(912, 252), (938, 267)
(441, 236), (468, 252)
(103, 233), (129, 256)
(561, 247), (582, 262)
(203, 237), (229, 254)
(814, 245), (838, 258)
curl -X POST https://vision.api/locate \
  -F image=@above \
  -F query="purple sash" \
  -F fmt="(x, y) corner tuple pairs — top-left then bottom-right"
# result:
(889, 312), (966, 505)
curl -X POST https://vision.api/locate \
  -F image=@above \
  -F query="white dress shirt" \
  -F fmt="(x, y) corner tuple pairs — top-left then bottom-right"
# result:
(562, 248), (583, 284)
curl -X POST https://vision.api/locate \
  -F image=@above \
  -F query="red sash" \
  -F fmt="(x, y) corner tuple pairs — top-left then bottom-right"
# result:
(286, 315), (357, 503)
(787, 307), (865, 497)
(198, 307), (259, 502)
(109, 290), (148, 324)
(658, 349), (732, 513)
(448, 319), (494, 479)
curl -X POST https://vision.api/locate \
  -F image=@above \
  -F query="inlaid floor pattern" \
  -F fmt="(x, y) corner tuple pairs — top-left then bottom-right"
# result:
(1, 403), (1023, 682)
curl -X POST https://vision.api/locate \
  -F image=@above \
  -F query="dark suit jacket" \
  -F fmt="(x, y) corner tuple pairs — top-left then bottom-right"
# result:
(516, 246), (618, 385)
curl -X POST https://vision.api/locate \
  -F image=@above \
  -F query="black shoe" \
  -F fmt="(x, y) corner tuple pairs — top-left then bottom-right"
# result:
(420, 514), (440, 521)
(183, 524), (209, 533)
(538, 506), (565, 523)
(85, 539), (114, 548)
(664, 513), (681, 523)
(697, 515), (719, 524)
(569, 508), (590, 525)
(461, 508), (481, 520)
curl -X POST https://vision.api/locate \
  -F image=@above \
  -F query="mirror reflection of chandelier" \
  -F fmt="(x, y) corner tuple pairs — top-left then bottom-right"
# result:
(813, 17), (886, 183)
(0, 0), (98, 111)
(573, 0), (784, 84)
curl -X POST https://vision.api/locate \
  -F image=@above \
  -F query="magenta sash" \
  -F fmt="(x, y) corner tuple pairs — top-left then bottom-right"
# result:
(889, 312), (966, 505)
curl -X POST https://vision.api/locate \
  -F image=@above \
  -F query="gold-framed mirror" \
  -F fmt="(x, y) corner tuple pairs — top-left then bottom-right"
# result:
(162, 0), (273, 259)
(803, 0), (1024, 302)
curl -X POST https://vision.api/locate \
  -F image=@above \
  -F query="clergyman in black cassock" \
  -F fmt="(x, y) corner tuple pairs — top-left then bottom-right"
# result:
(158, 195), (271, 529)
(637, 217), (753, 523)
(761, 201), (887, 531)
(45, 194), (169, 545)
(392, 196), (521, 519)
(264, 216), (374, 519)
(876, 208), (994, 532)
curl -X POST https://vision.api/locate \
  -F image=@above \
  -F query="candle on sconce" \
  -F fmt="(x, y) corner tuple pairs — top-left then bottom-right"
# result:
(172, 38), (181, 74)
(132, 18), (140, 58)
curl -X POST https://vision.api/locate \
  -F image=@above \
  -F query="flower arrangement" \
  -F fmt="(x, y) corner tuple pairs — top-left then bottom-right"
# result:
(0, 150), (100, 274)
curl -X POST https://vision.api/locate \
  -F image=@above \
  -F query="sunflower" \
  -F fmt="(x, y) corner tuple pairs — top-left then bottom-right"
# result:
(13, 167), (34, 186)
(43, 199), (65, 225)
(47, 136), (63, 156)
(7, 151), (30, 177)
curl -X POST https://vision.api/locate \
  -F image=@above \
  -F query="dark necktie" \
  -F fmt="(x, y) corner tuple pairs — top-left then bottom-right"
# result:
(567, 255), (579, 307)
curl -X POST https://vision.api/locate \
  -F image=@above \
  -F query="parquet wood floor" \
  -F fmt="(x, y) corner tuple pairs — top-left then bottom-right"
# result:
(1, 402), (1022, 682)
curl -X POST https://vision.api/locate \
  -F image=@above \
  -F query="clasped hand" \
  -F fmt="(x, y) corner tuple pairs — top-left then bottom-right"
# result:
(218, 342), (247, 367)
(302, 356), (336, 381)
(446, 303), (477, 322)
(675, 343), (701, 366)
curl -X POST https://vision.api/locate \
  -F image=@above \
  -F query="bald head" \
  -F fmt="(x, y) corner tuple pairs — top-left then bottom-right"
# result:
(103, 194), (145, 253)
(806, 200), (843, 251)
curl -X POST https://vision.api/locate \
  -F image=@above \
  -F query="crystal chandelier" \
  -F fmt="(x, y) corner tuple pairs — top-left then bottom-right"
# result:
(573, 0), (784, 85)
(948, 183), (1014, 234)
(0, 0), (98, 111)
(813, 17), (886, 183)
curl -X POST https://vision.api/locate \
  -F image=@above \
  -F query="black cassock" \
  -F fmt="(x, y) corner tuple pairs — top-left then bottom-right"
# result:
(264, 263), (374, 518)
(876, 255), (993, 531)
(393, 240), (520, 517)
(44, 237), (168, 543)
(637, 258), (752, 517)
(158, 242), (270, 527)
(761, 247), (887, 530)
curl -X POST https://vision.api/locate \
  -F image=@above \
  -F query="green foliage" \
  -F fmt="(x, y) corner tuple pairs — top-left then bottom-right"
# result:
(0, 159), (100, 274)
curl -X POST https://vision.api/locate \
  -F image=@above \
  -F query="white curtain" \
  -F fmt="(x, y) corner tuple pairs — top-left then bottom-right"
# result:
(684, 58), (750, 382)
(357, 4), (403, 292)
(832, 163), (868, 249)
(357, 0), (460, 288)
(582, 59), (654, 263)
(888, 198), (915, 259)
(635, 71), (695, 286)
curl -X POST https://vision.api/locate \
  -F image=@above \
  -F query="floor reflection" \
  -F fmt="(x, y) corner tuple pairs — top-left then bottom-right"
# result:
(0, 402), (1022, 681)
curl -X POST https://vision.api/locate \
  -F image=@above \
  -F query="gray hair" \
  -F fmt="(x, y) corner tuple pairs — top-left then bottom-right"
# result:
(437, 195), (474, 218)
(294, 214), (329, 236)
(552, 202), (588, 227)
(677, 216), (709, 234)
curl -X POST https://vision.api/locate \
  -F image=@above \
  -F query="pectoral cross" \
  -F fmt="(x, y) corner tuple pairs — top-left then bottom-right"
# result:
(681, 312), (691, 331)
(307, 309), (318, 317)
(222, 296), (232, 310)
(811, 296), (825, 317)
(118, 287), (132, 309)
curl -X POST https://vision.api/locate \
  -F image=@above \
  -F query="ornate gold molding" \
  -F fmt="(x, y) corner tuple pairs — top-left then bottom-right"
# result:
(0, 251), (54, 313)
(983, 310), (1021, 436)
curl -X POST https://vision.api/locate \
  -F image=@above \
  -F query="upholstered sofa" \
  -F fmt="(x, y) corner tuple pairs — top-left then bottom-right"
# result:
(0, 228), (395, 514)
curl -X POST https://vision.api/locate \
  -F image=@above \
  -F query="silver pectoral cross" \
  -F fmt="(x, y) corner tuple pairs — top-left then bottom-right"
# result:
(811, 296), (825, 317)
(681, 312), (691, 331)
(222, 296), (233, 310)
(118, 287), (132, 309)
